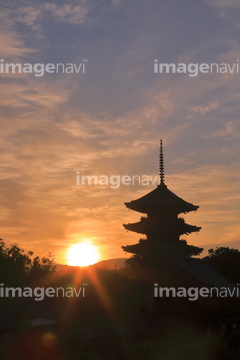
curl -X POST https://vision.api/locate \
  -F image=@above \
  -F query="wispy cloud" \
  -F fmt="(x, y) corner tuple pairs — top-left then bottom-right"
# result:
(209, 0), (240, 8)
(15, 2), (91, 28)
(112, 0), (122, 7)
(0, 10), (34, 57)
(191, 101), (220, 115)
(206, 121), (240, 138)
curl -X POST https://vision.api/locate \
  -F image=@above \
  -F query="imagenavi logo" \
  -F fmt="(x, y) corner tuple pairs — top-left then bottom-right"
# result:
(0, 59), (88, 77)
(154, 284), (240, 301)
(76, 171), (159, 189)
(154, 59), (240, 77)
(0, 283), (88, 301)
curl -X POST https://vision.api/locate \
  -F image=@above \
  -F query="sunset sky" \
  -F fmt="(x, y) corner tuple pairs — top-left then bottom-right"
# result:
(1, 0), (240, 264)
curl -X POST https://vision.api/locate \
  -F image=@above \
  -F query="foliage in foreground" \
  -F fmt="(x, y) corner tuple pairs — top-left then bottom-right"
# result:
(0, 238), (56, 284)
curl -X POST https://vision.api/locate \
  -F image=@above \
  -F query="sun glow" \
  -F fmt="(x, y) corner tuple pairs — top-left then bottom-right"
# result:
(66, 241), (100, 266)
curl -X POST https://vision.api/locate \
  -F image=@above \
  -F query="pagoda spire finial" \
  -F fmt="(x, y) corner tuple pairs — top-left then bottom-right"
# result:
(159, 139), (165, 185)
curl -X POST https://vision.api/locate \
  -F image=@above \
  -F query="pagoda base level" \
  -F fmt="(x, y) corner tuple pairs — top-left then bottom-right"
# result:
(122, 239), (203, 258)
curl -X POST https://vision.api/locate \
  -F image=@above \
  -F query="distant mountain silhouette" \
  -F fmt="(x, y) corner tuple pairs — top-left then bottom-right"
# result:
(56, 258), (127, 270)
(93, 258), (127, 269)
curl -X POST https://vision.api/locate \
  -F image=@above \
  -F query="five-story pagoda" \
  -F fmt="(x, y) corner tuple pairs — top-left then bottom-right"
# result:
(122, 141), (202, 263)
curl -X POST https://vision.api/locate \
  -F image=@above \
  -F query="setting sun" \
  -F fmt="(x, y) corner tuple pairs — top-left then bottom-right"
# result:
(66, 241), (100, 267)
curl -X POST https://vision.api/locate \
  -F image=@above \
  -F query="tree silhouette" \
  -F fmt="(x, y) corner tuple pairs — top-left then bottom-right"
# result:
(28, 251), (57, 281)
(205, 247), (240, 284)
(0, 239), (56, 284)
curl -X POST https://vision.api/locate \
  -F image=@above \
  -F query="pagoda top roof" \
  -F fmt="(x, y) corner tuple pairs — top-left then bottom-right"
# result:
(125, 140), (199, 214)
(124, 183), (199, 214)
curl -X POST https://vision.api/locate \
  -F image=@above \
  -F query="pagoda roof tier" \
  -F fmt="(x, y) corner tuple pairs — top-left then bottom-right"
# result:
(122, 239), (203, 257)
(123, 220), (201, 236)
(122, 240), (149, 255)
(124, 183), (199, 214)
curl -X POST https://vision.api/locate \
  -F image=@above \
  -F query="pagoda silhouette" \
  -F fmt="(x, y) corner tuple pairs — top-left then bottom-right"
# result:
(122, 140), (203, 265)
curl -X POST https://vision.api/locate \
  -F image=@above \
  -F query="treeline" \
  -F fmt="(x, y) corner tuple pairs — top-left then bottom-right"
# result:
(0, 239), (56, 285)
